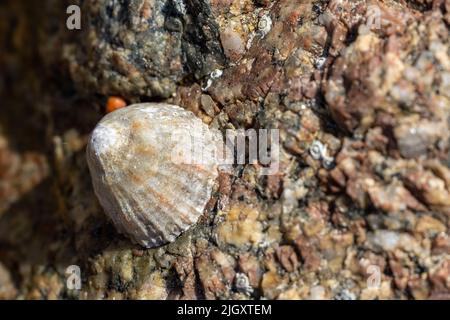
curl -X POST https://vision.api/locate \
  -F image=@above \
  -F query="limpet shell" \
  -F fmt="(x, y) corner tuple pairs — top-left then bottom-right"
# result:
(87, 103), (223, 248)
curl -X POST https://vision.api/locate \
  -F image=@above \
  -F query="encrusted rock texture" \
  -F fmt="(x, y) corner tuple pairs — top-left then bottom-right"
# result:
(0, 0), (449, 300)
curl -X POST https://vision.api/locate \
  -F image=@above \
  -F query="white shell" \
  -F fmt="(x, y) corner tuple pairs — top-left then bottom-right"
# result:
(258, 15), (272, 38)
(87, 103), (222, 248)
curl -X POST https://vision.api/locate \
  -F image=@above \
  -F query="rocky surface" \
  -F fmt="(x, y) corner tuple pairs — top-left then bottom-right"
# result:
(0, 0), (448, 300)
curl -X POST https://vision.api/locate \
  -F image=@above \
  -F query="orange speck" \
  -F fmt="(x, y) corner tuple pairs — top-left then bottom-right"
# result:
(106, 96), (127, 113)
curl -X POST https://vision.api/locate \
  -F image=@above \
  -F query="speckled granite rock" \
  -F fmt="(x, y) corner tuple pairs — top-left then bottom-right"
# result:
(0, 0), (449, 300)
(61, 0), (226, 99)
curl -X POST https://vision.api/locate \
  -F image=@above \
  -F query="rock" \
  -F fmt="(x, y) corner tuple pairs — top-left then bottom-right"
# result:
(216, 204), (263, 249)
(62, 0), (225, 99)
(276, 245), (299, 272)
(0, 263), (16, 300)
(130, 272), (168, 300)
(238, 253), (263, 289)
(261, 270), (287, 299)
(415, 215), (446, 236)
(0, 0), (448, 301)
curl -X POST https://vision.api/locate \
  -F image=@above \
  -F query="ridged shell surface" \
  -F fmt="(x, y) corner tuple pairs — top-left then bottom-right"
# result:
(87, 103), (221, 248)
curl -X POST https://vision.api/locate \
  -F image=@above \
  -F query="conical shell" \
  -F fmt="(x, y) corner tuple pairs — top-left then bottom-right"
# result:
(87, 103), (222, 248)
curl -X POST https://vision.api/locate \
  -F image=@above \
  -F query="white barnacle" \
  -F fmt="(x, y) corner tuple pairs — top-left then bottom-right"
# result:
(315, 56), (327, 70)
(202, 69), (223, 91)
(309, 140), (334, 169)
(309, 140), (326, 160)
(202, 79), (213, 91)
(322, 154), (335, 169)
(210, 69), (223, 79)
(257, 15), (272, 38)
(235, 273), (253, 295)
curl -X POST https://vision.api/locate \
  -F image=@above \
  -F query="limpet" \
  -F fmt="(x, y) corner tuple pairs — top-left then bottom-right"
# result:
(87, 103), (224, 248)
